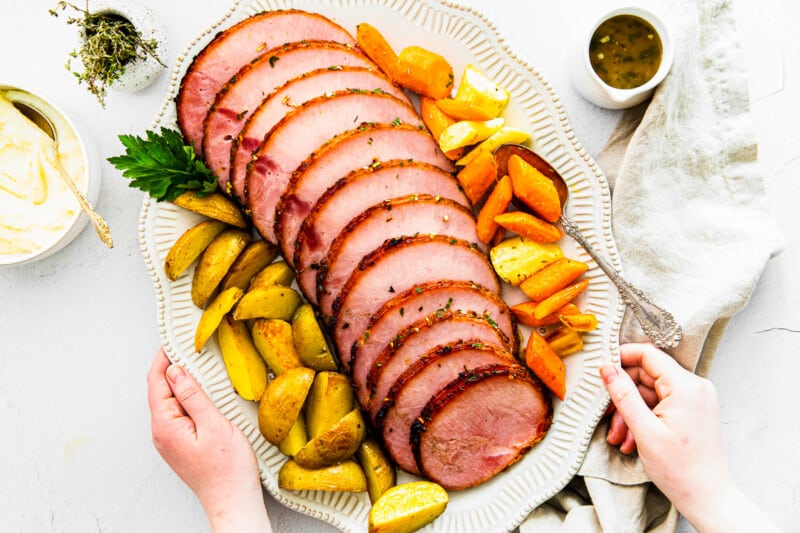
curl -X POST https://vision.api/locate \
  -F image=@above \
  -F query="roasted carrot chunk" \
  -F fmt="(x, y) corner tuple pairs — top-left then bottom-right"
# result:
(510, 301), (580, 328)
(508, 154), (562, 223)
(394, 46), (454, 99)
(435, 98), (495, 121)
(356, 23), (398, 77)
(419, 96), (464, 160)
(519, 258), (589, 301)
(494, 211), (564, 243)
(455, 151), (497, 205)
(545, 326), (585, 357)
(533, 279), (590, 320)
(525, 330), (566, 400)
(559, 313), (598, 332)
(476, 175), (513, 243)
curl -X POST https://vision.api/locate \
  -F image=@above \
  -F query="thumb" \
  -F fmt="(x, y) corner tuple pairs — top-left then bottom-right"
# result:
(166, 364), (219, 427)
(599, 363), (660, 440)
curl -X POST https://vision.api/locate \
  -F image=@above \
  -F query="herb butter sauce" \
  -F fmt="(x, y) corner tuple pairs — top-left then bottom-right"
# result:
(589, 14), (663, 90)
(0, 90), (86, 260)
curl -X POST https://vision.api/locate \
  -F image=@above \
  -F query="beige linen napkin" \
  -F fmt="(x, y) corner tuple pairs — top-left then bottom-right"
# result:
(520, 0), (784, 531)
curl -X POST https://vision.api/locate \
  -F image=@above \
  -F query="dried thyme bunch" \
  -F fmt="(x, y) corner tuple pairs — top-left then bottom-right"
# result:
(50, 1), (166, 107)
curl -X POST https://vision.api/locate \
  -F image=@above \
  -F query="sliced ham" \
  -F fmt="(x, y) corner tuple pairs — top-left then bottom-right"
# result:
(203, 42), (373, 194)
(376, 342), (513, 475)
(177, 10), (354, 155)
(229, 67), (408, 201)
(246, 92), (423, 243)
(348, 280), (516, 376)
(411, 364), (553, 490)
(364, 309), (512, 418)
(278, 126), (455, 269)
(331, 235), (500, 370)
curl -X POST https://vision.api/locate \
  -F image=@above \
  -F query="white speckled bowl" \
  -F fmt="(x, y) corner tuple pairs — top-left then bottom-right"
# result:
(0, 84), (102, 267)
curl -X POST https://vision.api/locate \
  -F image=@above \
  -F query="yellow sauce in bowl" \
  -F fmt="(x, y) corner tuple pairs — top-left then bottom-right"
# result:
(0, 90), (87, 262)
(589, 14), (663, 90)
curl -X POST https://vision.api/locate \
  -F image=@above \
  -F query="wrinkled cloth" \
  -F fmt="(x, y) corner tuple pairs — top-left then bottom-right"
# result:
(520, 0), (784, 530)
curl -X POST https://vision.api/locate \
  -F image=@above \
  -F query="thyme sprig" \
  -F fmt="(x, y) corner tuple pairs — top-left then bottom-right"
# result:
(50, 1), (166, 107)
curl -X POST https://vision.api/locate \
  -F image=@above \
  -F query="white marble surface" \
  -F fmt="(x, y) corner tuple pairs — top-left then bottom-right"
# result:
(1, 0), (797, 531)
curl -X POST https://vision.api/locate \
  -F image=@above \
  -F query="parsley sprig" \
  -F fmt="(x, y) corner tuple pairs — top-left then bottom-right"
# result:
(107, 127), (218, 201)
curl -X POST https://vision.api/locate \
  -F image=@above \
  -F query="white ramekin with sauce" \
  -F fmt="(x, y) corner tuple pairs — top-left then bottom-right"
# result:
(0, 84), (101, 266)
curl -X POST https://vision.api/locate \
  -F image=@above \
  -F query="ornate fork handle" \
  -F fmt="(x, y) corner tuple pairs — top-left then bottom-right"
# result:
(560, 216), (682, 349)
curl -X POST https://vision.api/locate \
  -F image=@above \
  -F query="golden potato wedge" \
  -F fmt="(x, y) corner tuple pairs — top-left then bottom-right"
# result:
(294, 408), (367, 469)
(279, 459), (367, 492)
(357, 439), (396, 503)
(279, 416), (308, 457)
(192, 229), (251, 307)
(172, 191), (247, 228)
(453, 64), (510, 119)
(164, 220), (228, 281)
(217, 315), (268, 401)
(258, 366), (315, 445)
(456, 126), (531, 167)
(232, 285), (303, 321)
(292, 304), (338, 371)
(194, 287), (244, 352)
(490, 237), (563, 286)
(306, 371), (353, 438)
(220, 240), (279, 291)
(368, 481), (449, 533)
(248, 260), (295, 290)
(438, 117), (504, 153)
(251, 318), (303, 375)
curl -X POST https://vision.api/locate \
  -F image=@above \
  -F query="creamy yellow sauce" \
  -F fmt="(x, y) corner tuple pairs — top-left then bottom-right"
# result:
(0, 90), (86, 260)
(589, 15), (663, 90)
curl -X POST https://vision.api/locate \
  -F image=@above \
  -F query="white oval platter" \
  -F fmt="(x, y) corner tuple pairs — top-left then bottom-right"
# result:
(139, 0), (625, 531)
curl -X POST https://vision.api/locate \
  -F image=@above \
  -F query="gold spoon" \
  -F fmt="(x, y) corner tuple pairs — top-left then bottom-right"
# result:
(494, 144), (682, 349)
(12, 101), (113, 248)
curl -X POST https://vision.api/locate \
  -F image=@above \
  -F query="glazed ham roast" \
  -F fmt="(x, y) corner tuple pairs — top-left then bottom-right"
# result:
(176, 8), (553, 490)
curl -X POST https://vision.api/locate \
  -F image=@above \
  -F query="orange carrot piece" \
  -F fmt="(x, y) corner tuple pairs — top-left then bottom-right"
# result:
(525, 330), (566, 400)
(435, 98), (495, 121)
(476, 175), (512, 243)
(510, 301), (580, 328)
(545, 326), (584, 357)
(519, 258), (589, 301)
(534, 279), (589, 320)
(419, 96), (464, 160)
(508, 154), (562, 223)
(559, 313), (598, 332)
(456, 151), (498, 205)
(394, 46), (454, 99)
(356, 23), (398, 78)
(494, 211), (564, 243)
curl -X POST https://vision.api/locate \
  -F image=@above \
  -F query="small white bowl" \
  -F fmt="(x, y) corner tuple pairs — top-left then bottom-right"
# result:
(0, 84), (102, 267)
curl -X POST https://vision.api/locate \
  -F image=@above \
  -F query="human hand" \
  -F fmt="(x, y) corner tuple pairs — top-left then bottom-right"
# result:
(600, 343), (779, 533)
(147, 348), (272, 533)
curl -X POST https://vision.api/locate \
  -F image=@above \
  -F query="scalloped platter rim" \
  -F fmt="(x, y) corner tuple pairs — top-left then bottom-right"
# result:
(138, 1), (625, 531)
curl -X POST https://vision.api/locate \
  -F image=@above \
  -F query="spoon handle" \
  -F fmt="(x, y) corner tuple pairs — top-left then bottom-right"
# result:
(559, 215), (681, 349)
(52, 155), (114, 249)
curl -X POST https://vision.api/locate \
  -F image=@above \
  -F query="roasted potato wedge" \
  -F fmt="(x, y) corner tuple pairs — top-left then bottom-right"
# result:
(172, 191), (247, 228)
(258, 366), (315, 445)
(368, 481), (449, 533)
(217, 315), (268, 401)
(438, 117), (504, 153)
(279, 416), (308, 457)
(192, 229), (250, 307)
(489, 237), (563, 286)
(251, 318), (303, 375)
(453, 64), (510, 119)
(294, 408), (367, 469)
(220, 240), (278, 291)
(248, 260), (295, 290)
(456, 126), (531, 167)
(194, 286), (244, 352)
(357, 439), (396, 503)
(164, 220), (227, 281)
(292, 304), (338, 371)
(279, 459), (367, 492)
(233, 285), (302, 321)
(305, 371), (353, 439)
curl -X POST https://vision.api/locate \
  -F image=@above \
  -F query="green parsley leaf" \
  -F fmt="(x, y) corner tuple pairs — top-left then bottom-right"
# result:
(107, 127), (218, 201)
